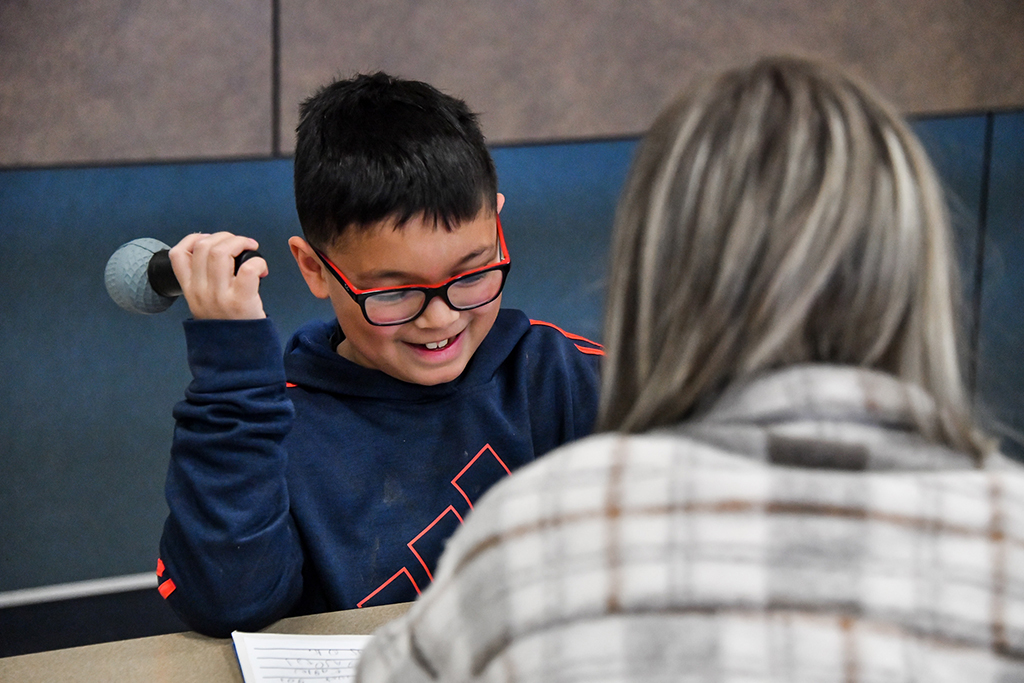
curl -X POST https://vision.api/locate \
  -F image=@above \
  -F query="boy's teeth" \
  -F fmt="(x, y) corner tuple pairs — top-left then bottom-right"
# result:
(425, 338), (450, 350)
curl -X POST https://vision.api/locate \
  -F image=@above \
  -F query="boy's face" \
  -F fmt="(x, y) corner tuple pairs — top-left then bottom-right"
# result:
(293, 198), (505, 386)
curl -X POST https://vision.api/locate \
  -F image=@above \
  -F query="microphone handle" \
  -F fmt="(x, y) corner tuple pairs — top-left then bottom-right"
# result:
(147, 249), (263, 298)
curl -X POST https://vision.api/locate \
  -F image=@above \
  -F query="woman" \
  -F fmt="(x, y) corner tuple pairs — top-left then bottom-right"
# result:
(356, 57), (1024, 682)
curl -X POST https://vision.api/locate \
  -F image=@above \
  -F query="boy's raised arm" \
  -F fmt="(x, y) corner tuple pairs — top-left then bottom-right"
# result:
(158, 233), (304, 636)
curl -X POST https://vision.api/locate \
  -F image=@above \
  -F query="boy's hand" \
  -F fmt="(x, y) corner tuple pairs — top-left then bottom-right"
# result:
(168, 232), (269, 320)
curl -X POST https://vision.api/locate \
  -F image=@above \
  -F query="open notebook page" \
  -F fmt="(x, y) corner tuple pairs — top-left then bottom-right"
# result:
(232, 631), (373, 683)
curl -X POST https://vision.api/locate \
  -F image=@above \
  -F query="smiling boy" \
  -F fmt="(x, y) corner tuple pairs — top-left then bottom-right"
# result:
(156, 73), (602, 637)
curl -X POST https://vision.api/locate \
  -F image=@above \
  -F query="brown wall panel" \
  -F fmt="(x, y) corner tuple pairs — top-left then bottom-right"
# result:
(2, 0), (1021, 167)
(279, 0), (1024, 149)
(0, 1), (272, 167)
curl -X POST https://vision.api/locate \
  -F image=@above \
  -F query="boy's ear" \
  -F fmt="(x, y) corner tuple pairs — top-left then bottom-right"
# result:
(496, 192), (505, 214)
(289, 236), (331, 300)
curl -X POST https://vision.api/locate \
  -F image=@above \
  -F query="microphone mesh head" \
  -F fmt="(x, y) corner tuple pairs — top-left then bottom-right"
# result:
(104, 238), (177, 314)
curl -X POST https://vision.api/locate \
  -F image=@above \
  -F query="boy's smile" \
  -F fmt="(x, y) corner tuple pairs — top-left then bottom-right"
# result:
(290, 196), (506, 386)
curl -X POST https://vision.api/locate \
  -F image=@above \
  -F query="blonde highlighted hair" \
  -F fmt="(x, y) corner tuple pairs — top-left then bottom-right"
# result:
(598, 56), (990, 459)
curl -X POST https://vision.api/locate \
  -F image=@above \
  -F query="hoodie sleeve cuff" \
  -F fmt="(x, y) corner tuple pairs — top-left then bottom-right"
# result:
(182, 318), (286, 391)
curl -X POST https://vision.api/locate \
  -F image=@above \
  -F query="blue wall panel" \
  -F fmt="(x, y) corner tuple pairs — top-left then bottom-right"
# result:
(493, 139), (637, 341)
(977, 112), (1024, 459)
(912, 115), (987, 344)
(0, 160), (317, 591)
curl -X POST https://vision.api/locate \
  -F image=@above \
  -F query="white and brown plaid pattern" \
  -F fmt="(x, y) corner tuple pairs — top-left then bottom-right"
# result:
(358, 366), (1024, 682)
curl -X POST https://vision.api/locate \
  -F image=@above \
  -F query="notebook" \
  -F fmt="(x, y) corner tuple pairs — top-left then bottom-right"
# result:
(231, 631), (373, 682)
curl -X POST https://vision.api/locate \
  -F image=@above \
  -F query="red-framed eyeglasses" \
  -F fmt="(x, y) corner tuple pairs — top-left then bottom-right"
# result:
(313, 216), (511, 326)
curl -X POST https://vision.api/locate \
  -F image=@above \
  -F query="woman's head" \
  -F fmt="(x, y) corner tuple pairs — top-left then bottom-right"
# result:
(599, 56), (986, 456)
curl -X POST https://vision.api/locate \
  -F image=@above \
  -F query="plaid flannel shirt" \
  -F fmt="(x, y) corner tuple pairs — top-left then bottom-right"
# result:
(357, 365), (1024, 682)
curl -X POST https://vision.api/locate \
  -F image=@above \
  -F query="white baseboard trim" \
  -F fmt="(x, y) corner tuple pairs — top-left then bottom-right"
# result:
(0, 573), (158, 609)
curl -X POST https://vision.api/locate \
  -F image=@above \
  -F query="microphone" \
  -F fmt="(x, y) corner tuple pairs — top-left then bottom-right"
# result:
(104, 238), (262, 314)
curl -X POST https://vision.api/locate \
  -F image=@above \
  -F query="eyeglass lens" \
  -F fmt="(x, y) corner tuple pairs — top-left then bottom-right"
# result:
(364, 268), (505, 325)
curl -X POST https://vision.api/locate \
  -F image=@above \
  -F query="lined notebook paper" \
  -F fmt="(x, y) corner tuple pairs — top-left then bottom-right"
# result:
(232, 631), (373, 682)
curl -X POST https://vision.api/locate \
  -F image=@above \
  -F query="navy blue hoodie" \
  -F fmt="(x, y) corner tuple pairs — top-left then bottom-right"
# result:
(158, 309), (601, 636)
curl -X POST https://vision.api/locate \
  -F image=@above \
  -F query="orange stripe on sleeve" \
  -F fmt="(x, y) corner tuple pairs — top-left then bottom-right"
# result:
(158, 579), (176, 599)
(156, 558), (165, 577)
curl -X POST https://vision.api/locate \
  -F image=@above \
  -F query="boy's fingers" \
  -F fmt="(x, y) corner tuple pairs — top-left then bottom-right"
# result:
(233, 257), (269, 309)
(188, 233), (257, 281)
(167, 232), (211, 284)
(200, 234), (259, 267)
(173, 232), (211, 251)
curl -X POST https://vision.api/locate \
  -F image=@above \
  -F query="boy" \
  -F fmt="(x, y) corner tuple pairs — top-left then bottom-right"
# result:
(157, 73), (602, 637)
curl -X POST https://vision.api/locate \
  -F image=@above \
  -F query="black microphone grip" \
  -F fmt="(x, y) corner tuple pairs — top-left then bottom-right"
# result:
(147, 248), (263, 298)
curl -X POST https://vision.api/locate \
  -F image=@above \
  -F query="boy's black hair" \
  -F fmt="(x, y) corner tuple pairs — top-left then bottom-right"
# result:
(293, 72), (498, 248)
